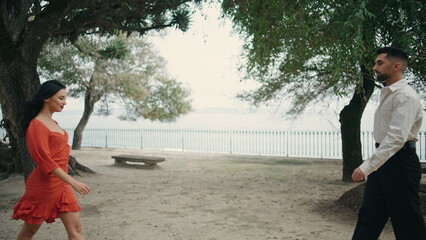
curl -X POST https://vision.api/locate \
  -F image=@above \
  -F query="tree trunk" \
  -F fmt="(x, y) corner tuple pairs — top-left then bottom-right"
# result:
(0, 60), (96, 179)
(0, 5), (95, 178)
(71, 60), (105, 150)
(68, 155), (96, 176)
(72, 85), (101, 150)
(0, 60), (41, 179)
(0, 0), (65, 180)
(339, 65), (376, 182)
(0, 140), (13, 180)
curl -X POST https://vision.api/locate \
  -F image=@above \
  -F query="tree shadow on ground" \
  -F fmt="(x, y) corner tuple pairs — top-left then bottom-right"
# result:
(110, 162), (162, 170)
(231, 157), (341, 166)
(316, 183), (426, 222)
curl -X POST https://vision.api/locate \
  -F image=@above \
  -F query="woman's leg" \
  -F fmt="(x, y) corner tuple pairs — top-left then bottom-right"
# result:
(59, 212), (84, 240)
(16, 222), (42, 240)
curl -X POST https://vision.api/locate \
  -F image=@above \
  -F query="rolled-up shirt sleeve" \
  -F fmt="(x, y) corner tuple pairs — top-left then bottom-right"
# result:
(26, 120), (60, 175)
(359, 92), (418, 176)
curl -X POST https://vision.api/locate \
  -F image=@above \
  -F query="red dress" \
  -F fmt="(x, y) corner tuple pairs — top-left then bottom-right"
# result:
(12, 119), (81, 224)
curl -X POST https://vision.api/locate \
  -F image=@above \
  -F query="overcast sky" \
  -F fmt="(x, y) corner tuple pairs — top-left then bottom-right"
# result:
(147, 3), (258, 109)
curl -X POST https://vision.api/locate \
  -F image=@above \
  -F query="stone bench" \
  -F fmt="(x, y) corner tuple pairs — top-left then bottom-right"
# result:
(111, 155), (165, 167)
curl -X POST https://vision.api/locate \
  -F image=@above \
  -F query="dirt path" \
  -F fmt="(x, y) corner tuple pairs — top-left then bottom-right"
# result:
(0, 148), (396, 239)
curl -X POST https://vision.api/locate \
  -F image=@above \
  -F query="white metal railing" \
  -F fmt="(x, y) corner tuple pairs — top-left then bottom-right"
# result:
(64, 128), (426, 160)
(1, 128), (425, 160)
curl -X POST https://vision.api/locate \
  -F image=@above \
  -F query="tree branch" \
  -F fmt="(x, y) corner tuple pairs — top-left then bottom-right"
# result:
(51, 0), (191, 38)
(0, 0), (33, 43)
(71, 39), (101, 58)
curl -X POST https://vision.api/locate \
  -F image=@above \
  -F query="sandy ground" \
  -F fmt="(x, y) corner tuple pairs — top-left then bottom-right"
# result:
(0, 147), (401, 240)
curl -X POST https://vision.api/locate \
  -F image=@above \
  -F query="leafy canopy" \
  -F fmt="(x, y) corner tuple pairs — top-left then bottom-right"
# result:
(222, 0), (426, 114)
(38, 34), (192, 122)
(0, 0), (202, 63)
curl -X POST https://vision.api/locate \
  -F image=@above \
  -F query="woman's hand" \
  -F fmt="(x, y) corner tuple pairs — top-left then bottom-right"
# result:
(51, 168), (91, 195)
(71, 180), (91, 195)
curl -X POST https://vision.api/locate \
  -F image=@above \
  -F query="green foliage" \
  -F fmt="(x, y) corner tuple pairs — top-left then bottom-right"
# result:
(121, 79), (192, 122)
(171, 9), (192, 31)
(96, 38), (130, 59)
(0, 1), (203, 67)
(222, 0), (426, 114)
(38, 34), (192, 122)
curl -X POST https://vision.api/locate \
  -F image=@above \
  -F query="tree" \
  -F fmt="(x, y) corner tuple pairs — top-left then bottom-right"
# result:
(222, 0), (426, 181)
(38, 34), (192, 150)
(0, 0), (201, 179)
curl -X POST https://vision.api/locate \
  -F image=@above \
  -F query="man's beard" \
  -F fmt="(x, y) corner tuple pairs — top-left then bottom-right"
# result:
(376, 74), (390, 86)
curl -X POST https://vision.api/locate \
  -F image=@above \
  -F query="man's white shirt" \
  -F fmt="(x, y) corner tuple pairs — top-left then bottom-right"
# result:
(359, 79), (423, 176)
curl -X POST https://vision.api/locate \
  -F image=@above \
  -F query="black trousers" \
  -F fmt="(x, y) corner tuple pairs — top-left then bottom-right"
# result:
(352, 147), (426, 240)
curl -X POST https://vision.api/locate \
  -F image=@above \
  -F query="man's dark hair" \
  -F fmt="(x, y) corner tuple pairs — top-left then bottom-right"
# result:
(375, 47), (409, 70)
(376, 47), (408, 60)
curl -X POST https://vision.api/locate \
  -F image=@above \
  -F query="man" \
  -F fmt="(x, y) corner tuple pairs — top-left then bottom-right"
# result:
(351, 47), (426, 239)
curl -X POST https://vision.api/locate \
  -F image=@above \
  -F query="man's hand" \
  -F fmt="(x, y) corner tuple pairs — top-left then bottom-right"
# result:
(352, 168), (365, 182)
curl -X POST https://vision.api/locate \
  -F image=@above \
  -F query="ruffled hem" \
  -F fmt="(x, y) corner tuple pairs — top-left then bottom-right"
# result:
(12, 191), (81, 224)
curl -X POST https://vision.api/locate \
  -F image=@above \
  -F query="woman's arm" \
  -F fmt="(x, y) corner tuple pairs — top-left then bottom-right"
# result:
(51, 168), (91, 195)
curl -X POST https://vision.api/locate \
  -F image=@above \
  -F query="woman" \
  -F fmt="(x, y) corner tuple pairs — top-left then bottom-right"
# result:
(12, 80), (91, 240)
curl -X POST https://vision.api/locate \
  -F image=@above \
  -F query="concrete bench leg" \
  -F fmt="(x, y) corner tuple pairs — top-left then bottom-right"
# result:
(144, 163), (157, 167)
(115, 159), (126, 165)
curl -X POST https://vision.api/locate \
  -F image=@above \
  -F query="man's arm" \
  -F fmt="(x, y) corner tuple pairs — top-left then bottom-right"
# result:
(355, 93), (419, 178)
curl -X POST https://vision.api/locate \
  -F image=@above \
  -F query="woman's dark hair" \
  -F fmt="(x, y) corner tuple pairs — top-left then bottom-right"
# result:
(22, 80), (66, 134)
